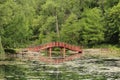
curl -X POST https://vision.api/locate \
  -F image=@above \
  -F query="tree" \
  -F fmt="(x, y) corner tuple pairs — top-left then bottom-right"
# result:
(80, 8), (104, 46)
(37, 0), (85, 43)
(0, 36), (5, 60)
(60, 13), (80, 45)
(61, 8), (104, 46)
(98, 0), (119, 14)
(105, 3), (120, 44)
(0, 0), (12, 59)
(0, 0), (119, 49)
(38, 0), (65, 43)
(0, 0), (35, 48)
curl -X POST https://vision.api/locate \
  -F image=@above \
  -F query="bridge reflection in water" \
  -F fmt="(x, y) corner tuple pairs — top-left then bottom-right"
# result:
(20, 42), (82, 64)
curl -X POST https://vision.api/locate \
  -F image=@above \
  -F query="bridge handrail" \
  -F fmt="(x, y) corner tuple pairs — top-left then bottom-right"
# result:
(27, 42), (82, 53)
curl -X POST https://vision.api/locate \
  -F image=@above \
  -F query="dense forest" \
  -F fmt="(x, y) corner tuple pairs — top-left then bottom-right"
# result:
(0, 0), (120, 49)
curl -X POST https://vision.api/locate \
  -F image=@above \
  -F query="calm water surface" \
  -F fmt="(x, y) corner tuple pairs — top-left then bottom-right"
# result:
(0, 58), (120, 80)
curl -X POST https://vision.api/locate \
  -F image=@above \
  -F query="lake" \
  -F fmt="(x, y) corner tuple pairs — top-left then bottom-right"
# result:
(0, 58), (120, 80)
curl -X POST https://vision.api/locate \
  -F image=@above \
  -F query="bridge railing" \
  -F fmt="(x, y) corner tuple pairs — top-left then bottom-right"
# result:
(27, 42), (82, 53)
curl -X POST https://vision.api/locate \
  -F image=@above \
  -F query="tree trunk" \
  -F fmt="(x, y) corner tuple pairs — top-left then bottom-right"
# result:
(0, 36), (5, 60)
(55, 11), (60, 39)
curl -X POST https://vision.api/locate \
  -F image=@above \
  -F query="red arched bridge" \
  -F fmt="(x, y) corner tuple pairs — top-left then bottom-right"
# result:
(21, 42), (82, 64)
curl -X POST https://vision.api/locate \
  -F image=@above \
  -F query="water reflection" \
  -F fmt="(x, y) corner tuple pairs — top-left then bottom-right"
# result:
(0, 58), (120, 80)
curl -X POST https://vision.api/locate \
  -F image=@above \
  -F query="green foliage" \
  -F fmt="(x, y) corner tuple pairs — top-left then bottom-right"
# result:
(60, 13), (80, 45)
(105, 2), (120, 44)
(79, 8), (104, 46)
(0, 0), (120, 48)
(61, 8), (104, 46)
(0, 0), (34, 48)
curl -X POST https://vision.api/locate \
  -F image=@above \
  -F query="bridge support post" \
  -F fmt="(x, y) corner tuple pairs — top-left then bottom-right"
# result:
(49, 47), (52, 58)
(63, 47), (66, 58)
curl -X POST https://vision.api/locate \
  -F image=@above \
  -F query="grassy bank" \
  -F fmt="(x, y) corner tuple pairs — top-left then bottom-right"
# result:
(82, 47), (120, 59)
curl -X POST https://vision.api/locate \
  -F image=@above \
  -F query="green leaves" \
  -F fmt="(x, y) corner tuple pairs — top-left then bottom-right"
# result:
(105, 3), (120, 44)
(0, 0), (120, 48)
(61, 8), (104, 46)
(0, 0), (34, 48)
(60, 13), (80, 44)
(80, 8), (104, 45)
